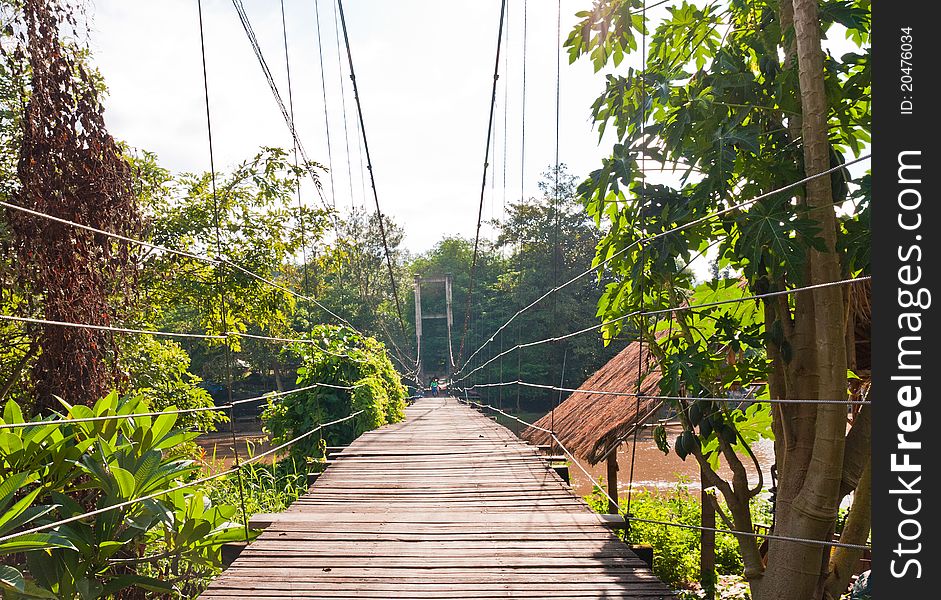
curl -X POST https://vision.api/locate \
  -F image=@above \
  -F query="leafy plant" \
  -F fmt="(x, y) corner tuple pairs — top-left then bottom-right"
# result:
(204, 458), (309, 526)
(586, 480), (767, 589)
(0, 392), (246, 598)
(262, 324), (406, 460)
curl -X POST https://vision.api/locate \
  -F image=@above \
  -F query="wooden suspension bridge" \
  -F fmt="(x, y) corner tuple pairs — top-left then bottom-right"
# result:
(199, 397), (675, 599)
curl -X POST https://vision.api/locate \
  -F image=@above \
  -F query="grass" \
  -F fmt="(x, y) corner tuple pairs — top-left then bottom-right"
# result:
(201, 454), (310, 525)
(586, 478), (773, 597)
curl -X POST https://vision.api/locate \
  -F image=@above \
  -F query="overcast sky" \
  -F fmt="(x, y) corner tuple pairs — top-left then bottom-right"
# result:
(88, 1), (866, 256)
(88, 0), (645, 254)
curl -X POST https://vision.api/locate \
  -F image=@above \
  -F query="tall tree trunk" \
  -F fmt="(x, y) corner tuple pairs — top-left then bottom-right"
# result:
(824, 462), (871, 598)
(753, 1), (850, 598)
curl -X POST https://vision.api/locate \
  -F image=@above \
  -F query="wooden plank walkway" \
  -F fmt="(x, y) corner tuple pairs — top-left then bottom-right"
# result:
(200, 397), (675, 599)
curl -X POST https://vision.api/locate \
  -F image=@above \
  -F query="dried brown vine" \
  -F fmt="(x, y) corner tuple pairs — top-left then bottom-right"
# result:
(6, 0), (141, 410)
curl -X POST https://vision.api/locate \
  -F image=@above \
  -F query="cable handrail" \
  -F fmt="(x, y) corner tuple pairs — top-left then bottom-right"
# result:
(0, 314), (384, 363)
(0, 198), (217, 265)
(468, 380), (871, 406)
(0, 314), (228, 340)
(456, 154), (871, 374)
(0, 210), (359, 337)
(549, 431), (870, 551)
(457, 397), (870, 551)
(0, 410), (363, 546)
(452, 275), (870, 385)
(0, 382), (371, 430)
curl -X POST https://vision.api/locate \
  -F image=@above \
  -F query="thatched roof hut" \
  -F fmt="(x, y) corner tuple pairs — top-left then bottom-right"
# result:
(520, 339), (663, 466)
(522, 279), (871, 467)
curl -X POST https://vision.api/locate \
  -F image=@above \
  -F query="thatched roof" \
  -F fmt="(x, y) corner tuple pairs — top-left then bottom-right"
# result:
(848, 278), (871, 373)
(521, 339), (663, 466)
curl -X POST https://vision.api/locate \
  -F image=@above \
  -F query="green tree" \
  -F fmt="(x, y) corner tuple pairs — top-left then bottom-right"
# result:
(304, 208), (415, 373)
(566, 1), (870, 598)
(261, 324), (407, 459)
(138, 147), (329, 386)
(492, 166), (620, 403)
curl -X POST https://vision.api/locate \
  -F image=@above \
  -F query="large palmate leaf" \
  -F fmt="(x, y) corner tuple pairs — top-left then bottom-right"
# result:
(735, 199), (827, 284)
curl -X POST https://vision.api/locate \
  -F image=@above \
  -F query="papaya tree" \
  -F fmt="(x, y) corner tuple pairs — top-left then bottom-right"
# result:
(566, 0), (870, 598)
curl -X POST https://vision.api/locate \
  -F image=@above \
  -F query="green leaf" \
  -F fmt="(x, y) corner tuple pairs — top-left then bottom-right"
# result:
(3, 400), (24, 425)
(0, 533), (78, 555)
(102, 574), (174, 596)
(0, 472), (33, 514)
(111, 467), (136, 498)
(0, 564), (25, 593)
(0, 488), (43, 536)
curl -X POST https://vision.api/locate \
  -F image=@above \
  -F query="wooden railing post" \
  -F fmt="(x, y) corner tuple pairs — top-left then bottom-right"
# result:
(606, 453), (619, 514)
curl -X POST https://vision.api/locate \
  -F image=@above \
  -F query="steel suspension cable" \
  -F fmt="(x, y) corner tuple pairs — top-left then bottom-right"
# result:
(458, 397), (870, 551)
(454, 274), (870, 385)
(515, 0), (528, 413)
(230, 0), (330, 212)
(626, 0), (650, 525)
(0, 411), (363, 546)
(455, 153), (870, 374)
(280, 0), (311, 294)
(332, 0), (356, 211)
(335, 0), (412, 360)
(197, 0), (249, 542)
(313, 0), (337, 209)
(457, 0), (508, 369)
(0, 381), (372, 431)
(468, 381), (871, 406)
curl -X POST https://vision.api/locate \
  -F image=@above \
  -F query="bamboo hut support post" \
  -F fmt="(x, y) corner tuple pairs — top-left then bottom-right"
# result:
(606, 452), (619, 514)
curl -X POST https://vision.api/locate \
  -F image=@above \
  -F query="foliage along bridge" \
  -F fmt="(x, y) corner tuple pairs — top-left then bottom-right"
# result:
(199, 397), (675, 599)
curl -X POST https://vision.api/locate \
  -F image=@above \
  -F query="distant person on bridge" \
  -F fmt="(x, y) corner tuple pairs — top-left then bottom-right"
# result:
(430, 378), (439, 397)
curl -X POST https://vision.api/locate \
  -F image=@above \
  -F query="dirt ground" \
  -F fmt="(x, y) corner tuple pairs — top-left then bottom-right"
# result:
(195, 427), (275, 470)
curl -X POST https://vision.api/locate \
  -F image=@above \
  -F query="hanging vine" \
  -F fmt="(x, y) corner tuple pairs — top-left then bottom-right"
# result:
(6, 0), (141, 410)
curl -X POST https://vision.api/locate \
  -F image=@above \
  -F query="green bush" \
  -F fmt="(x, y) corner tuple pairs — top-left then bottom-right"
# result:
(204, 458), (309, 525)
(121, 335), (226, 433)
(261, 325), (407, 460)
(0, 393), (246, 599)
(586, 479), (745, 589)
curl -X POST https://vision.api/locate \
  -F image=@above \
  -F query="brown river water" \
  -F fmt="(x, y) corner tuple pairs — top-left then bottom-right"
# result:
(500, 416), (775, 498)
(197, 413), (776, 499)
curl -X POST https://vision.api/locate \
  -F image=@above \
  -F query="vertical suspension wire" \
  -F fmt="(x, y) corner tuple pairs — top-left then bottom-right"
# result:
(196, 0), (249, 543)
(313, 0), (336, 210)
(356, 112), (368, 211)
(336, 0), (412, 355)
(550, 0), (563, 420)
(332, 0), (355, 211)
(501, 3), (510, 224)
(515, 0), (528, 414)
(549, 0), (563, 455)
(497, 6), (509, 407)
(625, 0), (649, 524)
(280, 0), (311, 295)
(498, 330), (504, 409)
(457, 0), (508, 369)
(551, 345), (567, 454)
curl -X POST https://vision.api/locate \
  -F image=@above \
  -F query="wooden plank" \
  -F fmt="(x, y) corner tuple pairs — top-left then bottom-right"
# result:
(199, 397), (674, 599)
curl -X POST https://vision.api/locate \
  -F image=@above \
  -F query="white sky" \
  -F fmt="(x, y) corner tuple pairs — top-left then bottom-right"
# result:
(88, 1), (867, 256)
(89, 0), (641, 254)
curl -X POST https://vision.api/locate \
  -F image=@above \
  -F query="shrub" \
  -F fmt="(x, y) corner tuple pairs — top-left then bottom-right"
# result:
(261, 325), (407, 460)
(121, 335), (226, 433)
(204, 457), (309, 525)
(586, 479), (745, 588)
(0, 393), (246, 598)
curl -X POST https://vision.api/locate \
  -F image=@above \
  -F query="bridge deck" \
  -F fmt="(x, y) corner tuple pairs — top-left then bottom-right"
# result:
(200, 397), (674, 599)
